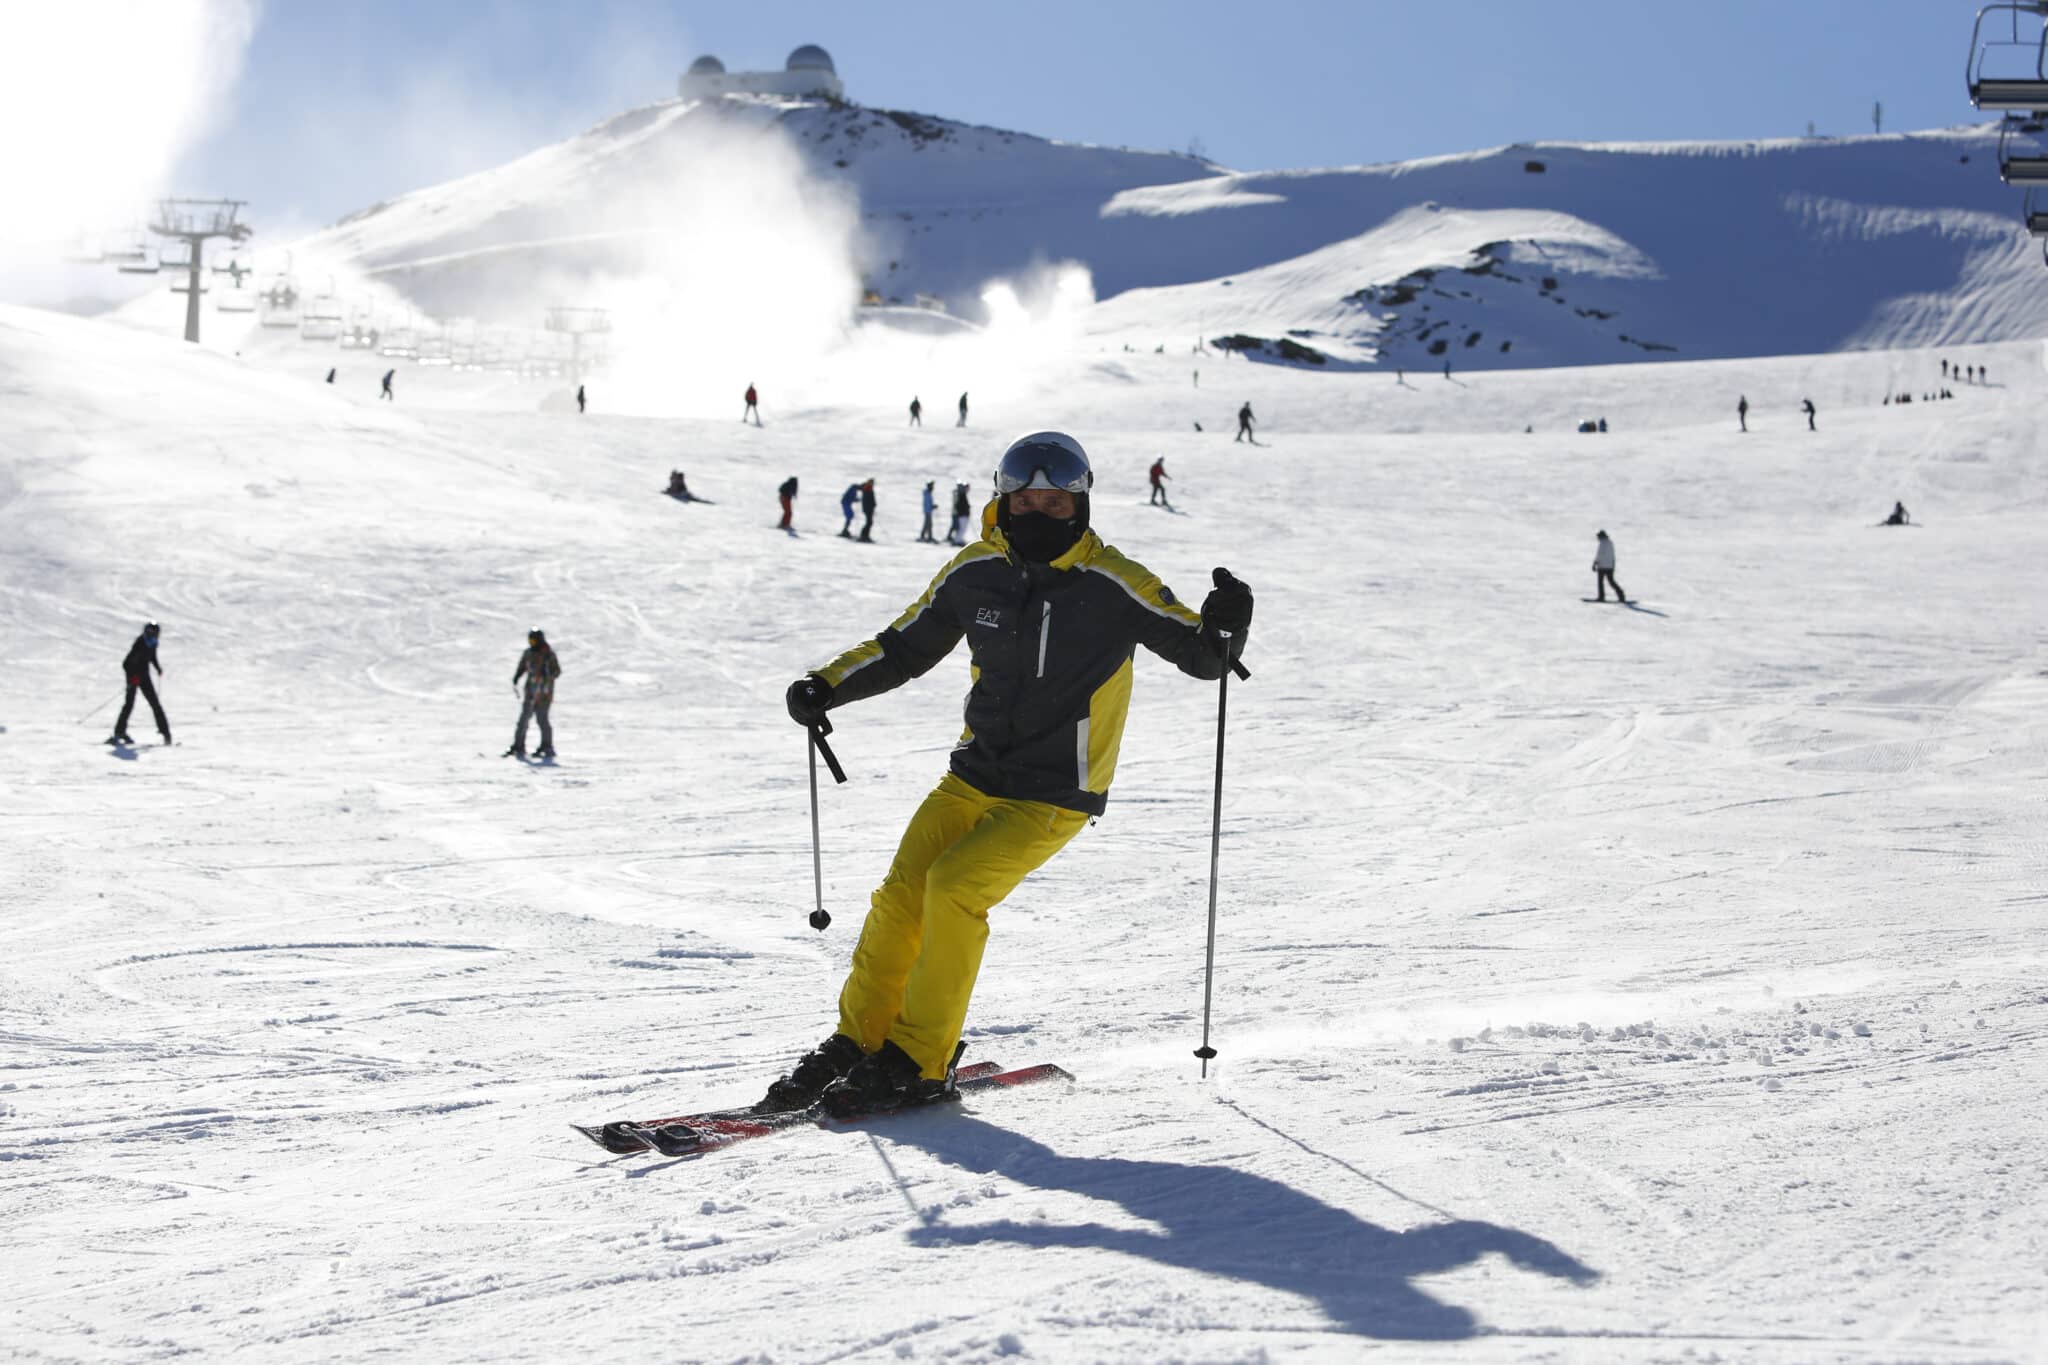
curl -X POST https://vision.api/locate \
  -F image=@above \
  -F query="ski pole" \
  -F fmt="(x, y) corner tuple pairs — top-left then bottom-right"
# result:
(77, 693), (121, 725)
(806, 717), (847, 932)
(1195, 631), (1244, 1076)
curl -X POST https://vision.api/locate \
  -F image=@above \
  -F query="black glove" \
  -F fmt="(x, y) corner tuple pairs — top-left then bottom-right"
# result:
(785, 674), (835, 727)
(1201, 567), (1254, 637)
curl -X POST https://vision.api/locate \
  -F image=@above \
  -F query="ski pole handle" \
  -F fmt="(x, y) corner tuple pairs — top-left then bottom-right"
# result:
(1215, 629), (1250, 681)
(811, 715), (847, 785)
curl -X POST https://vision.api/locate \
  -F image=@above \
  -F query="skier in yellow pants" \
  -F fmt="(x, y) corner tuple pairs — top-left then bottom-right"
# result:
(757, 431), (1254, 1117)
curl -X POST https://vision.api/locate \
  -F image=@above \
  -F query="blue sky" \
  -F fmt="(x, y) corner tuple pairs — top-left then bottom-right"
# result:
(184, 0), (1985, 230)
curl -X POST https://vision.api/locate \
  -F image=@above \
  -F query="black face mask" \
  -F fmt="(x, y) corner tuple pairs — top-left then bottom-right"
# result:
(1003, 510), (1083, 563)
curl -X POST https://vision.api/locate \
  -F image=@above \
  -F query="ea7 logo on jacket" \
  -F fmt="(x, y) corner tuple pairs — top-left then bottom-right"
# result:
(974, 607), (1003, 629)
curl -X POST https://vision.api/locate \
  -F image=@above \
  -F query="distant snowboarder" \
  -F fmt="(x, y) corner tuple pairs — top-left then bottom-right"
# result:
(948, 481), (971, 546)
(1884, 501), (1911, 526)
(744, 383), (761, 426)
(507, 629), (560, 760)
(918, 480), (938, 543)
(840, 483), (860, 539)
(909, 396), (922, 427)
(576, 384), (586, 414)
(1737, 395), (1748, 432)
(665, 470), (693, 501)
(1235, 402), (1255, 443)
(1592, 530), (1627, 604)
(1802, 398), (1817, 432)
(858, 479), (877, 542)
(325, 367), (335, 384)
(778, 475), (799, 531)
(1149, 457), (1171, 507)
(380, 369), (395, 401)
(109, 621), (170, 746)
(956, 392), (968, 427)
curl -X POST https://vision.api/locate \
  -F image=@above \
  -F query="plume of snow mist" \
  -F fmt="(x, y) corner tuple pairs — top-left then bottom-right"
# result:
(0, 0), (259, 306)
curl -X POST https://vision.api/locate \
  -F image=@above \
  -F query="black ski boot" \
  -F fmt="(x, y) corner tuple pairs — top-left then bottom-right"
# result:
(753, 1032), (864, 1114)
(503, 745), (525, 758)
(816, 1040), (957, 1119)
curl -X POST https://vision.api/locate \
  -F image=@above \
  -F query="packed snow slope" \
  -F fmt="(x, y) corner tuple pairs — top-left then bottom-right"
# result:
(291, 92), (2047, 369)
(3, 302), (2047, 1362)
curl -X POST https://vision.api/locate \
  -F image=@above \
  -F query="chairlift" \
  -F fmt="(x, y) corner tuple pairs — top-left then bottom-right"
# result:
(159, 241), (193, 271)
(216, 286), (256, 314)
(1967, 3), (2048, 111)
(258, 278), (301, 328)
(2026, 187), (2048, 234)
(300, 284), (344, 341)
(116, 246), (160, 275)
(1999, 115), (2048, 181)
(170, 275), (208, 296)
(417, 332), (453, 367)
(378, 326), (420, 359)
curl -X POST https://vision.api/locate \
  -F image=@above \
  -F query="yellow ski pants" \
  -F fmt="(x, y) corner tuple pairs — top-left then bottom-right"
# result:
(837, 773), (1088, 1078)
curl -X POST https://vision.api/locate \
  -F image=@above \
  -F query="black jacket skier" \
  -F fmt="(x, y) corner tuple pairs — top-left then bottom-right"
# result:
(113, 622), (170, 744)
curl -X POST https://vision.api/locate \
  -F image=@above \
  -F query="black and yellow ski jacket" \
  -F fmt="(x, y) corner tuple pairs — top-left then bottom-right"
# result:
(813, 524), (1235, 815)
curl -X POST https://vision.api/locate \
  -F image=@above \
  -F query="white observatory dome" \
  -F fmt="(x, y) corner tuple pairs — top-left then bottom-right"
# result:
(686, 55), (726, 75)
(785, 44), (836, 74)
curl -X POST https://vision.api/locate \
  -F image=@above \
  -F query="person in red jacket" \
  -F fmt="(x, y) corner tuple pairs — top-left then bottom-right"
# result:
(1149, 457), (1171, 507)
(743, 383), (761, 426)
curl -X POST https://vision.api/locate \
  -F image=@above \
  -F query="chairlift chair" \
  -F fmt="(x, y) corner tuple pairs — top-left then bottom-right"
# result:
(1999, 115), (2048, 181)
(116, 247), (160, 275)
(258, 280), (301, 329)
(1968, 3), (2048, 111)
(216, 287), (256, 314)
(2026, 187), (2048, 234)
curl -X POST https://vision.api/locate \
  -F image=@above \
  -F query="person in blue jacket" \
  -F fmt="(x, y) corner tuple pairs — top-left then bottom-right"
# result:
(840, 483), (861, 538)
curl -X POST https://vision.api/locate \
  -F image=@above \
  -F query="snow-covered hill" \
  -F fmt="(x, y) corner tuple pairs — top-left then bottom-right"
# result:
(260, 95), (2048, 375)
(3, 298), (2045, 1360)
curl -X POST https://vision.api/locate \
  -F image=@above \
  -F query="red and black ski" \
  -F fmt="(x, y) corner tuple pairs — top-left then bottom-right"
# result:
(572, 1062), (1071, 1158)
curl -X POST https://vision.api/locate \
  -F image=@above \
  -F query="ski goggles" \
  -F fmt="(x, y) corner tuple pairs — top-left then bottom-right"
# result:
(994, 438), (1093, 494)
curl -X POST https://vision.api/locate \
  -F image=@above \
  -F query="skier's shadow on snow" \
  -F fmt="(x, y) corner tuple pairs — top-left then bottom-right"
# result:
(894, 1116), (1597, 1341)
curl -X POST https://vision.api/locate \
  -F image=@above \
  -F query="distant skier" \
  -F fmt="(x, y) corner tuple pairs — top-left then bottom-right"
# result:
(956, 392), (968, 427)
(1592, 530), (1627, 604)
(1149, 457), (1171, 506)
(665, 470), (693, 500)
(380, 369), (395, 401)
(778, 475), (799, 531)
(948, 482), (971, 545)
(506, 629), (560, 760)
(1940, 359), (1949, 380)
(858, 479), (877, 542)
(1802, 398), (1817, 432)
(576, 384), (586, 414)
(109, 621), (170, 746)
(918, 479), (938, 543)
(1884, 501), (1911, 526)
(325, 367), (335, 384)
(909, 397), (922, 427)
(840, 483), (860, 539)
(1737, 395), (1748, 432)
(1443, 360), (1452, 379)
(1235, 402), (1255, 443)
(744, 383), (761, 426)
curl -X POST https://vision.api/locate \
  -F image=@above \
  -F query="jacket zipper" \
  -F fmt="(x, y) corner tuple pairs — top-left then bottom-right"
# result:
(1036, 600), (1052, 678)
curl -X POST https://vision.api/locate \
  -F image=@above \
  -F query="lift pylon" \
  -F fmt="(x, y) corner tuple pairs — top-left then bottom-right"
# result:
(149, 199), (252, 343)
